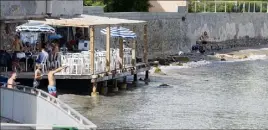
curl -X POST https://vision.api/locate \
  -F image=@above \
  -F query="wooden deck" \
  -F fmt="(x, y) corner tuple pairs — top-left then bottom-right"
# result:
(1, 63), (149, 81)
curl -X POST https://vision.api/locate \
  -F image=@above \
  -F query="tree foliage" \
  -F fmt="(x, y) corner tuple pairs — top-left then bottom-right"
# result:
(83, 0), (151, 12)
(188, 0), (268, 13)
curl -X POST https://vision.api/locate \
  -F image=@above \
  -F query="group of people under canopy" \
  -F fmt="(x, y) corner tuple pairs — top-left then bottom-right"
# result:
(0, 21), (139, 98)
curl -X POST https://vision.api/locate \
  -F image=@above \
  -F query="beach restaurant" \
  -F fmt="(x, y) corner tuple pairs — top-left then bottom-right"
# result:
(0, 15), (149, 78)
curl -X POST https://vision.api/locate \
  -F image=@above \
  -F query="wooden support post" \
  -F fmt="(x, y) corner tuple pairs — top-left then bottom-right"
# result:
(132, 74), (138, 86)
(143, 24), (149, 84)
(143, 24), (148, 65)
(91, 77), (99, 97)
(113, 79), (118, 92)
(90, 26), (95, 74)
(132, 26), (137, 67)
(134, 74), (137, 81)
(119, 38), (124, 70)
(101, 81), (108, 95)
(121, 76), (127, 89)
(106, 25), (111, 72)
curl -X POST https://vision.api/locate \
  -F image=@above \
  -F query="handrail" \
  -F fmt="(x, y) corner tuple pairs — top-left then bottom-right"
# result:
(1, 85), (97, 130)
(189, 0), (268, 13)
(1, 123), (91, 129)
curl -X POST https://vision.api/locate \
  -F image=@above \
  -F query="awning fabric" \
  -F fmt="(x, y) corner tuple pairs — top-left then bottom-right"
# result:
(16, 22), (55, 33)
(100, 26), (136, 38)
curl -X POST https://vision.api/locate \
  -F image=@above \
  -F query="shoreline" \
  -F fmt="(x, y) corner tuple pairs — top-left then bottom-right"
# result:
(149, 44), (268, 75)
(150, 44), (268, 66)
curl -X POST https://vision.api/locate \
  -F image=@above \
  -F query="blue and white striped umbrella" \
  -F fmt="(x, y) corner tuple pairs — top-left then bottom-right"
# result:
(101, 26), (136, 38)
(16, 22), (55, 33)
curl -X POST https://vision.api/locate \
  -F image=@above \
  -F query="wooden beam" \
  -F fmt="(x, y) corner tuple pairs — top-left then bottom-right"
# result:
(143, 24), (148, 64)
(106, 25), (111, 72)
(119, 38), (124, 69)
(131, 26), (137, 67)
(90, 26), (95, 74)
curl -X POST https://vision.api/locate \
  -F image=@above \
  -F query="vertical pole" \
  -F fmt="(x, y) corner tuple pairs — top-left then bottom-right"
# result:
(106, 25), (111, 72)
(119, 38), (124, 69)
(0, 23), (3, 50)
(214, 0), (216, 13)
(113, 79), (118, 92)
(143, 24), (148, 65)
(261, 2), (263, 12)
(90, 26), (95, 74)
(195, 1), (196, 12)
(225, 2), (227, 12)
(143, 24), (149, 83)
(249, 2), (250, 12)
(120, 76), (127, 89)
(267, 2), (268, 13)
(131, 26), (136, 67)
(67, 27), (69, 41)
(91, 79), (98, 97)
(204, 2), (206, 12)
(101, 81), (108, 95)
(243, 2), (245, 12)
(254, 2), (256, 13)
(134, 74), (137, 82)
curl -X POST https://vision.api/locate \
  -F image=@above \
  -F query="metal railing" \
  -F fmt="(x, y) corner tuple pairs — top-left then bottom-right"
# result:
(188, 1), (268, 13)
(1, 85), (97, 130)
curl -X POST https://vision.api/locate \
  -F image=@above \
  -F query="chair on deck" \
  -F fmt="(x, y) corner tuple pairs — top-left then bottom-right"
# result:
(39, 55), (48, 73)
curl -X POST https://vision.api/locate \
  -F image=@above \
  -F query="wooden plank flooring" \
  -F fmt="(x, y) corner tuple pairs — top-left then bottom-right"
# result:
(0, 63), (149, 80)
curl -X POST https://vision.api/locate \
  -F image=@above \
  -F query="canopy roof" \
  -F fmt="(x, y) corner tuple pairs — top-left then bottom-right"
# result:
(29, 14), (146, 27)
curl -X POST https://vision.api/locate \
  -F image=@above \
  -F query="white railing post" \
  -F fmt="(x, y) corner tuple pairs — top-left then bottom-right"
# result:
(254, 2), (256, 12)
(267, 2), (268, 13)
(225, 2), (227, 12)
(214, 1), (216, 13)
(243, 2), (245, 12)
(204, 2), (206, 12)
(260, 2), (262, 12)
(195, 1), (196, 12)
(249, 2), (250, 12)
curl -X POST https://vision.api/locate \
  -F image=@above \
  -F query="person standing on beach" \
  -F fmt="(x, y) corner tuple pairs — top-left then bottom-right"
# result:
(33, 64), (43, 88)
(7, 72), (17, 89)
(47, 66), (68, 97)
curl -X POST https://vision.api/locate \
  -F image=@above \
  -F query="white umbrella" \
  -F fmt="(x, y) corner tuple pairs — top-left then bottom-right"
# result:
(100, 26), (136, 38)
(16, 22), (55, 33)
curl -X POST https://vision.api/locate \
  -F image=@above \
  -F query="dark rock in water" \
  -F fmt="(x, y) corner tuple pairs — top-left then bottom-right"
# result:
(157, 83), (172, 88)
(221, 58), (226, 61)
(139, 78), (144, 81)
(160, 83), (169, 86)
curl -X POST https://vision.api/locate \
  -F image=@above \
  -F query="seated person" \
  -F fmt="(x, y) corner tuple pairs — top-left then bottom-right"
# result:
(0, 82), (4, 87)
(36, 46), (48, 64)
(0, 75), (8, 87)
(7, 72), (17, 89)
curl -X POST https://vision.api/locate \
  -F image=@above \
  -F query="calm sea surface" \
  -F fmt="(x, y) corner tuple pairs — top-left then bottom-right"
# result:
(60, 59), (268, 129)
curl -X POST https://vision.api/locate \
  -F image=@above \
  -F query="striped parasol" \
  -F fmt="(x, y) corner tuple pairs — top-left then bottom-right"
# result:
(100, 26), (136, 38)
(16, 22), (55, 33)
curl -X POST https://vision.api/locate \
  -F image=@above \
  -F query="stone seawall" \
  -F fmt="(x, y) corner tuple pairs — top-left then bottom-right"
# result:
(2, 13), (268, 60)
(95, 13), (268, 59)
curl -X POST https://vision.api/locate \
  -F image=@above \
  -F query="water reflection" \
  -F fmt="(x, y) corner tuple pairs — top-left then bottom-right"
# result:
(60, 59), (268, 129)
